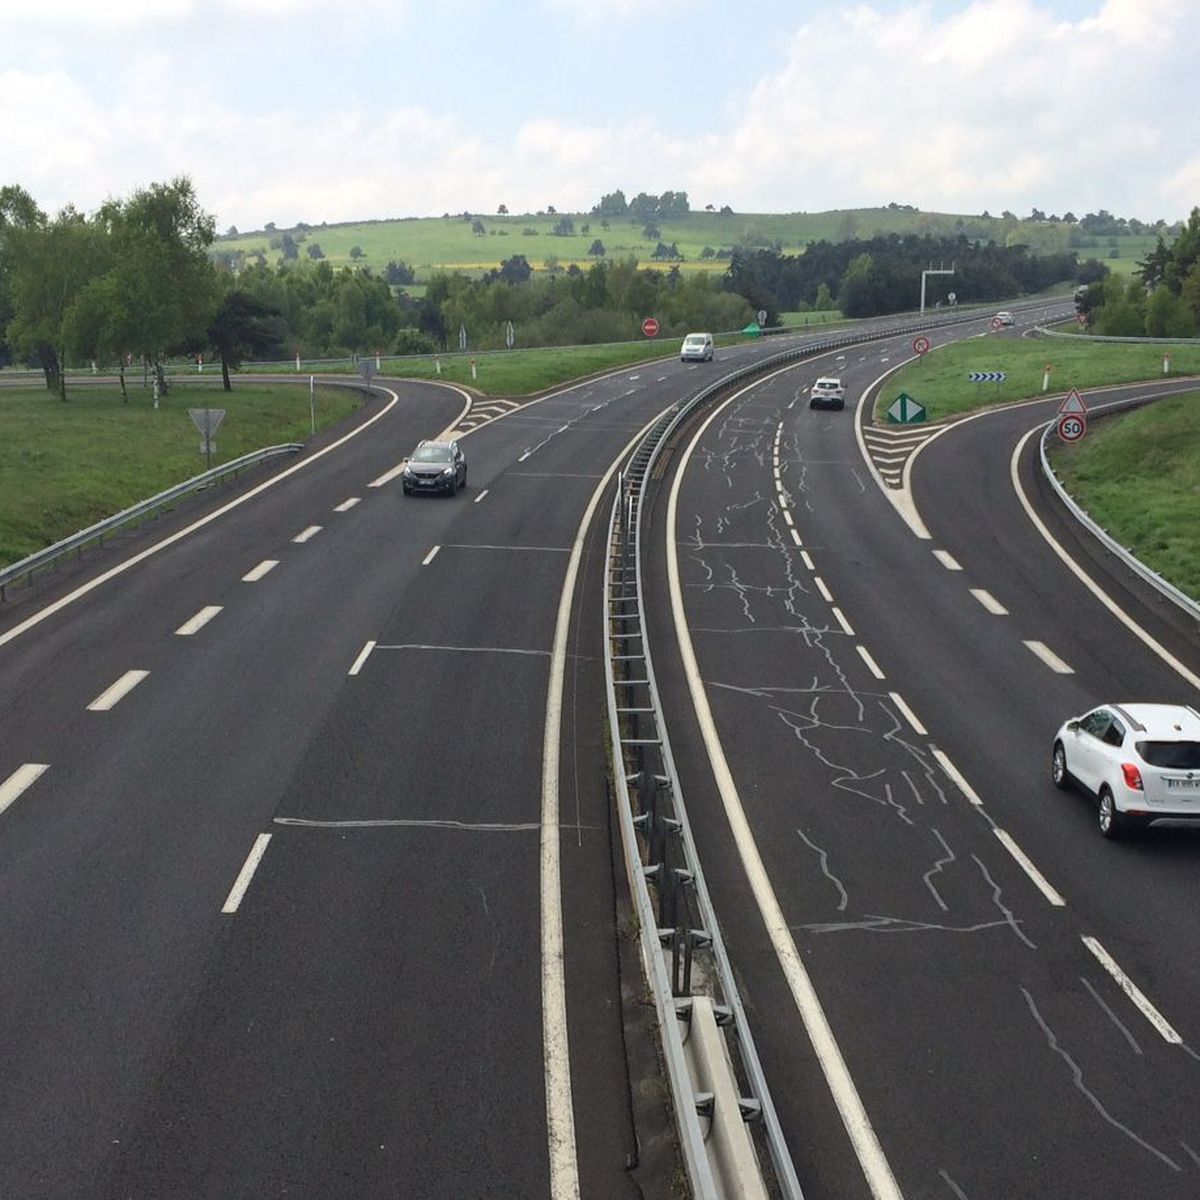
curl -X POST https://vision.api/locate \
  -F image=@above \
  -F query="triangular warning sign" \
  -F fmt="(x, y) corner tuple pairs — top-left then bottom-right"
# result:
(1059, 389), (1087, 414)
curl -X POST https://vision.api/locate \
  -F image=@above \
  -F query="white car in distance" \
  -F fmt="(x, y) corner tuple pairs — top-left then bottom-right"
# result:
(1052, 702), (1200, 838)
(680, 332), (714, 362)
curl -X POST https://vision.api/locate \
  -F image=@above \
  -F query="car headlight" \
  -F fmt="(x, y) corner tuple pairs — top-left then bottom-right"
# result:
(442, 466), (454, 476)
(402, 465), (415, 477)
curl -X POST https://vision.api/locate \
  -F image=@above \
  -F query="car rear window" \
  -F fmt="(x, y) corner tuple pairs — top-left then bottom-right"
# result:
(1137, 741), (1200, 768)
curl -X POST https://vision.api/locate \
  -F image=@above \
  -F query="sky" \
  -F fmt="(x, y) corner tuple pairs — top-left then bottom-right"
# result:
(2, 0), (1196, 233)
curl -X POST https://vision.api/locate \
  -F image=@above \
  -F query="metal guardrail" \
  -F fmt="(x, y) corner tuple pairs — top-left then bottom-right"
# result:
(0, 444), (303, 602)
(1039, 412), (1200, 627)
(600, 304), (1050, 1198)
(1036, 326), (1200, 346)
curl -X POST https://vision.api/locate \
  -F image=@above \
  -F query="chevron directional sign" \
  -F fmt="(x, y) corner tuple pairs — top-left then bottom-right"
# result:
(968, 371), (1007, 383)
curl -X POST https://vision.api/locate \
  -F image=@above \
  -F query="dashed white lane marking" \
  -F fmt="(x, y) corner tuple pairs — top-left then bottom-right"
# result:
(889, 691), (927, 735)
(87, 670), (149, 712)
(933, 549), (962, 571)
(242, 559), (279, 582)
(473, 488), (490, 504)
(970, 588), (1009, 615)
(292, 525), (322, 544)
(422, 546), (440, 566)
(994, 829), (1066, 906)
(1024, 640), (1074, 674)
(790, 529), (803, 547)
(0, 763), (49, 819)
(831, 606), (854, 636)
(175, 606), (223, 636)
(334, 497), (361, 512)
(348, 641), (376, 676)
(782, 509), (795, 527)
(856, 645), (886, 680)
(800, 550), (815, 570)
(932, 749), (984, 806)
(814, 577), (834, 603)
(221, 833), (272, 914)
(369, 461), (408, 487)
(1082, 936), (1182, 1044)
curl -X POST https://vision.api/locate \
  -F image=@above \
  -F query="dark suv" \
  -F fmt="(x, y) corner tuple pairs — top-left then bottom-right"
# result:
(402, 440), (467, 496)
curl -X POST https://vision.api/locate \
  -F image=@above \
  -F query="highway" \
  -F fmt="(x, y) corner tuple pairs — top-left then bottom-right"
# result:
(4, 305), (1197, 1199)
(640, 310), (1200, 1197)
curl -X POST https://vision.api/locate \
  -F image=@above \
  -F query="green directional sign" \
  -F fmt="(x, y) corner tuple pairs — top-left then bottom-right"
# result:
(741, 322), (762, 337)
(886, 392), (926, 424)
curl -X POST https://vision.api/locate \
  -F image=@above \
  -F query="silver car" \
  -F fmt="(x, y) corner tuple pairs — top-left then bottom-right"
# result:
(1052, 703), (1200, 837)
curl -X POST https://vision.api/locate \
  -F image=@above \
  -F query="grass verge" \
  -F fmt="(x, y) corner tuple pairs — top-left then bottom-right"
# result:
(0, 382), (360, 568)
(878, 336), (1200, 423)
(1047, 390), (1200, 600)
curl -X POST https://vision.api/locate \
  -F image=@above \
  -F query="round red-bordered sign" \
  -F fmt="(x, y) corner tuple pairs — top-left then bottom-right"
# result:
(641, 316), (660, 337)
(913, 336), (931, 356)
(1058, 414), (1086, 442)
(991, 317), (1004, 331)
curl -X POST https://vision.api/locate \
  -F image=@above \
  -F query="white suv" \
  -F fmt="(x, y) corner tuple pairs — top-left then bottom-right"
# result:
(1052, 703), (1200, 837)
(809, 377), (845, 410)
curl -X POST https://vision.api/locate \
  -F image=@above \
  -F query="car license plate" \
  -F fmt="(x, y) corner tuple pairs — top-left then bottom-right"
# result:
(1165, 779), (1199, 791)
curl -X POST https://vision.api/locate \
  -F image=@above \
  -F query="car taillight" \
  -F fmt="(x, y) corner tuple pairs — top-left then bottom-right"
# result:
(1121, 763), (1144, 791)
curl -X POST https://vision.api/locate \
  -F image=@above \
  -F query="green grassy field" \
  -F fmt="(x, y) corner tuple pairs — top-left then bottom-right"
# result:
(1048, 390), (1200, 597)
(0, 382), (359, 567)
(879, 335), (1200, 422)
(215, 207), (1158, 283)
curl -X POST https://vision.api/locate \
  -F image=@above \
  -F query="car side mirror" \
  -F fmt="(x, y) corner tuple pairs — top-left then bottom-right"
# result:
(1066, 720), (1080, 732)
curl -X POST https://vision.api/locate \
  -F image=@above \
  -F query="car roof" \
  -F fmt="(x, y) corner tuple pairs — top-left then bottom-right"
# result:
(1107, 703), (1200, 737)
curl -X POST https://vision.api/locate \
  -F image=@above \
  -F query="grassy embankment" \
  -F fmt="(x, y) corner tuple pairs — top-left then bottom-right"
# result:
(1050, 391), (1200, 598)
(883, 335), (1200, 599)
(0, 382), (359, 568)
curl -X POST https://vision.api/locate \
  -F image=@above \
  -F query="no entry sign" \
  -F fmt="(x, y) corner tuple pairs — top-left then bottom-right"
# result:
(641, 316), (660, 337)
(913, 336), (931, 356)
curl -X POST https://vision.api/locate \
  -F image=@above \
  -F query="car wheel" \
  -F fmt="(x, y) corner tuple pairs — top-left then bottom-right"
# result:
(1051, 742), (1070, 789)
(1098, 787), (1123, 839)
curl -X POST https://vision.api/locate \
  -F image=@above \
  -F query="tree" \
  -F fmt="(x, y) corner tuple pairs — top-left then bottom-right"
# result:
(495, 254), (532, 284)
(0, 184), (47, 367)
(472, 219), (486, 236)
(280, 232), (299, 260)
(547, 205), (557, 215)
(307, 243), (325, 260)
(552, 216), (575, 237)
(497, 203), (509, 215)
(588, 239), (606, 258)
(385, 260), (416, 285)
(592, 190), (628, 217)
(207, 289), (283, 391)
(350, 245), (364, 260)
(642, 223), (660, 241)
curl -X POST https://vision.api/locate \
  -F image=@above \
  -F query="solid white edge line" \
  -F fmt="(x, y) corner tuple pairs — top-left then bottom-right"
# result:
(856, 645), (886, 680)
(0, 763), (49, 818)
(932, 748), (984, 806)
(970, 588), (1010, 616)
(1010, 426), (1200, 692)
(473, 488), (490, 504)
(889, 691), (928, 735)
(422, 546), (440, 566)
(831, 606), (855, 636)
(1023, 639), (1074, 674)
(0, 386), (409, 652)
(87, 669), (149, 712)
(221, 833), (272, 914)
(348, 640), (376, 676)
(1082, 936), (1182, 1043)
(668, 367), (903, 1200)
(242, 559), (279, 582)
(175, 605), (223, 636)
(541, 408), (668, 1200)
(993, 829), (1066, 907)
(293, 525), (322, 543)
(369, 461), (409, 488)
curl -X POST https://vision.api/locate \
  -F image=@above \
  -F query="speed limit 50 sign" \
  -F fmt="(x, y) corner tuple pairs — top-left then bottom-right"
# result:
(1057, 414), (1086, 442)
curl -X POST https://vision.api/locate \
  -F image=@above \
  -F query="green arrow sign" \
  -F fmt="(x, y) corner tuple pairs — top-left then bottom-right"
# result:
(741, 322), (762, 337)
(886, 392), (926, 424)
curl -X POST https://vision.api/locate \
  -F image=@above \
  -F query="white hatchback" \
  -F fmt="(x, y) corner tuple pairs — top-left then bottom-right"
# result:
(1052, 703), (1200, 837)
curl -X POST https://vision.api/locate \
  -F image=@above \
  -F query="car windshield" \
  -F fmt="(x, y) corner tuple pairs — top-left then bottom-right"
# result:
(1137, 741), (1200, 769)
(411, 445), (452, 463)
(685, 336), (705, 345)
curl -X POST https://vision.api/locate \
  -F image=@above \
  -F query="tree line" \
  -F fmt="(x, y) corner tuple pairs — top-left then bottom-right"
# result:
(1077, 207), (1200, 337)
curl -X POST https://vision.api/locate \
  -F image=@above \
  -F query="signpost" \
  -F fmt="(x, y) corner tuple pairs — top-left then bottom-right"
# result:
(188, 407), (226, 468)
(505, 320), (515, 349)
(641, 316), (660, 338)
(913, 336), (931, 356)
(886, 392), (926, 424)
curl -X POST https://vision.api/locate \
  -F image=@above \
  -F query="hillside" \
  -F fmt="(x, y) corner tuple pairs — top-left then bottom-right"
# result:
(214, 206), (1162, 284)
